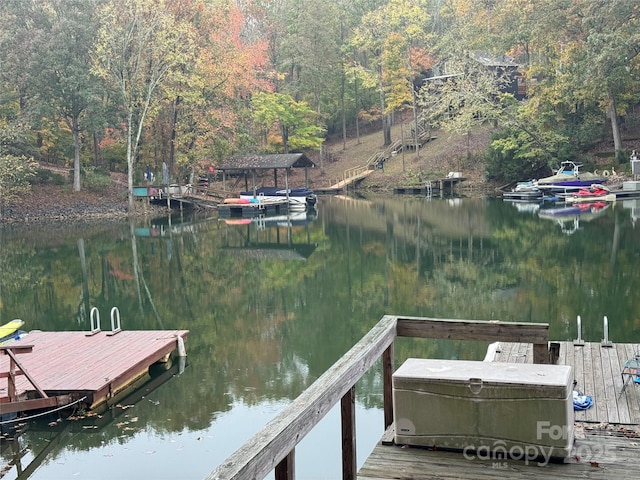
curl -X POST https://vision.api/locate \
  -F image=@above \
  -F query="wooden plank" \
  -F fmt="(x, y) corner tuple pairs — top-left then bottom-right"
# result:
(572, 344), (585, 421)
(395, 317), (549, 344)
(590, 342), (607, 424)
(515, 342), (528, 364)
(580, 342), (597, 422)
(565, 342), (576, 392)
(557, 341), (567, 367)
(599, 345), (620, 423)
(621, 344), (640, 423)
(493, 342), (511, 363)
(611, 344), (632, 424)
(358, 433), (640, 479)
(607, 345), (630, 423)
(497, 342), (510, 363)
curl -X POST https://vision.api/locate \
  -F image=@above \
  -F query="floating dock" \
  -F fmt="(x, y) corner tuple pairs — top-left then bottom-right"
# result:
(394, 177), (465, 195)
(0, 329), (188, 416)
(216, 199), (290, 217)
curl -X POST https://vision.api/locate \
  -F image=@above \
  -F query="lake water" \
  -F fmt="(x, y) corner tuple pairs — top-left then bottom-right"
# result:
(1, 194), (640, 479)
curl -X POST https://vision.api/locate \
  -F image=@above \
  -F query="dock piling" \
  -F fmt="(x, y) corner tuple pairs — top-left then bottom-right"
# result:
(574, 315), (584, 346)
(601, 315), (613, 347)
(176, 335), (187, 357)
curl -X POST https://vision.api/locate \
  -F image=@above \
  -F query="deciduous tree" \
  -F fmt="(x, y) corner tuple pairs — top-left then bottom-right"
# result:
(93, 0), (196, 207)
(252, 92), (325, 153)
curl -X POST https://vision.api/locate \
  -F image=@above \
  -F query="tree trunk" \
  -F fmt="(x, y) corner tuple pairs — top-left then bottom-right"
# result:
(169, 96), (181, 177)
(378, 67), (391, 146)
(281, 124), (289, 154)
(608, 88), (623, 162)
(93, 132), (101, 167)
(354, 69), (360, 144)
(412, 88), (420, 160)
(341, 70), (347, 151)
(127, 110), (134, 210)
(383, 113), (392, 146)
(72, 116), (81, 192)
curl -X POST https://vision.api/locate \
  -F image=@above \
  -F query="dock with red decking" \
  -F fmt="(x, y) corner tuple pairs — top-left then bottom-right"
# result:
(0, 329), (188, 416)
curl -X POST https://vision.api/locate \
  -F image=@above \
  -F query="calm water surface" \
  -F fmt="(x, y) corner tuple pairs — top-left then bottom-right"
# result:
(1, 194), (640, 479)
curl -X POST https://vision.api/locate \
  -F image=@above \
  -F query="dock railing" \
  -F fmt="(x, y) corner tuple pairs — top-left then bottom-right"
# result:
(205, 315), (550, 480)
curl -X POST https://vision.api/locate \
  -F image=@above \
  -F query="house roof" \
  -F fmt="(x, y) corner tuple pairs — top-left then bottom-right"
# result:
(218, 153), (316, 171)
(472, 51), (520, 68)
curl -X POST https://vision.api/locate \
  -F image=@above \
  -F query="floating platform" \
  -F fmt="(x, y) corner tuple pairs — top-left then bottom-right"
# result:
(502, 191), (544, 201)
(216, 199), (290, 217)
(394, 177), (465, 195)
(0, 329), (188, 416)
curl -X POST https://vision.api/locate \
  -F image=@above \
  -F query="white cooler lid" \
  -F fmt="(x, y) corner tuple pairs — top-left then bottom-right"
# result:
(394, 358), (572, 387)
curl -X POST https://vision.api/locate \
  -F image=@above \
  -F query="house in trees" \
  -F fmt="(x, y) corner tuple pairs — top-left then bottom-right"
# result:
(420, 51), (527, 101)
(471, 51), (527, 100)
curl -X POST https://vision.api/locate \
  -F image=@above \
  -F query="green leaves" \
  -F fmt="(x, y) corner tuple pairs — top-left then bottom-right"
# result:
(0, 154), (37, 217)
(252, 92), (325, 153)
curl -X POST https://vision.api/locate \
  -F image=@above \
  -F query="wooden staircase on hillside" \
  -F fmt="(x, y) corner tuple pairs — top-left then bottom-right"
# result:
(328, 112), (436, 190)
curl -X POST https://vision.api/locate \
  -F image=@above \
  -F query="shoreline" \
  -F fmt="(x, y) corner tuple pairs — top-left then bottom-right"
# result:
(0, 184), (167, 225)
(1, 174), (633, 225)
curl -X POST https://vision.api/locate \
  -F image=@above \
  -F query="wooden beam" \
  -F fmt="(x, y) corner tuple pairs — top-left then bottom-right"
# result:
(5, 347), (49, 399)
(395, 316), (549, 344)
(0, 395), (74, 416)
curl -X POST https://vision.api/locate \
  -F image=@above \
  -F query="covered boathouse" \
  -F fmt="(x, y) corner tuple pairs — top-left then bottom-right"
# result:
(216, 153), (316, 193)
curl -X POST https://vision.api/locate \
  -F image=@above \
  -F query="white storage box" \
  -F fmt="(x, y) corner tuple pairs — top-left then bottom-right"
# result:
(623, 181), (640, 191)
(393, 359), (574, 459)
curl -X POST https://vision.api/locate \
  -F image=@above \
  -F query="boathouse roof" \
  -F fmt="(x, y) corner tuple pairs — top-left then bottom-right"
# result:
(218, 153), (315, 171)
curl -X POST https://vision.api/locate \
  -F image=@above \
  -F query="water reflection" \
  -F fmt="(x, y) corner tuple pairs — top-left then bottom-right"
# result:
(1, 196), (640, 479)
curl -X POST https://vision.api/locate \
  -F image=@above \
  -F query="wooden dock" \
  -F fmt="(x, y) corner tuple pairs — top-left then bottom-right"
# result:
(206, 316), (640, 480)
(216, 199), (289, 217)
(0, 329), (188, 416)
(394, 177), (465, 195)
(358, 340), (640, 480)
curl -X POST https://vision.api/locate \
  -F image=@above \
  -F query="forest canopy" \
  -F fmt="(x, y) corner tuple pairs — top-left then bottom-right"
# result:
(1, 0), (639, 197)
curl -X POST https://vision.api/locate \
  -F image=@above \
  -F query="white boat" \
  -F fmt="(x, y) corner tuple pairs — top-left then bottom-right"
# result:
(537, 161), (605, 191)
(502, 180), (543, 201)
(240, 187), (317, 211)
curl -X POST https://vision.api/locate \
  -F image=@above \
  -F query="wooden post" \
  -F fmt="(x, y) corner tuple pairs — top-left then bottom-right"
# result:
(533, 343), (550, 364)
(383, 344), (394, 429)
(341, 386), (356, 480)
(275, 450), (294, 480)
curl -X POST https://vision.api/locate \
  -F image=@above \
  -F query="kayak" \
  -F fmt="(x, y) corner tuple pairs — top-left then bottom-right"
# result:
(0, 319), (25, 344)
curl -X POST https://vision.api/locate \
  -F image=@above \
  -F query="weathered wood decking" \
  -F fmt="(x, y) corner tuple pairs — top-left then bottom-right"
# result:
(0, 329), (188, 415)
(359, 424), (640, 479)
(493, 341), (640, 425)
(358, 341), (640, 480)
